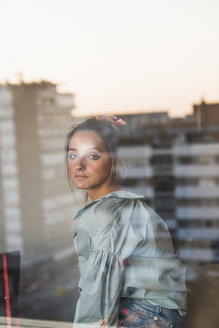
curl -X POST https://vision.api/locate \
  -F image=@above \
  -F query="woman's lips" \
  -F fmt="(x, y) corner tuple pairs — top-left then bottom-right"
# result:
(74, 175), (88, 179)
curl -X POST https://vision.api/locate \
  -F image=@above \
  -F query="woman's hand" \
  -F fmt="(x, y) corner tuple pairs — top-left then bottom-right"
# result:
(100, 321), (105, 327)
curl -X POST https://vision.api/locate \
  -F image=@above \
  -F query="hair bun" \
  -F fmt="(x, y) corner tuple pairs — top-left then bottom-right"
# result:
(90, 115), (126, 126)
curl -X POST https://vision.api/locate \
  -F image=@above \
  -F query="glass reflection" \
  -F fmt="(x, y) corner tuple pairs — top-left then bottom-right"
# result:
(0, 83), (218, 327)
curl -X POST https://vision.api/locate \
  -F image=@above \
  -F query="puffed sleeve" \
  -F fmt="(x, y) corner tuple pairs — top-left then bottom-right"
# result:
(73, 199), (139, 328)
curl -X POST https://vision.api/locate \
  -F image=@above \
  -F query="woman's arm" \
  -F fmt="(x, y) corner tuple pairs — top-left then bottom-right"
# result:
(73, 199), (139, 327)
(73, 249), (126, 327)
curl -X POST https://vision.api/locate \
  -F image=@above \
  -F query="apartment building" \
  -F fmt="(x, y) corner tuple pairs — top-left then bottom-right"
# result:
(0, 81), (76, 270)
(0, 85), (22, 253)
(118, 102), (219, 262)
(174, 141), (219, 263)
(118, 145), (153, 200)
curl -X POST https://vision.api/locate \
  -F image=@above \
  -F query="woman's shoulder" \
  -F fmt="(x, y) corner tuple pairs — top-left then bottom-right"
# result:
(72, 190), (144, 220)
(106, 190), (144, 200)
(108, 191), (172, 239)
(95, 190), (146, 216)
(73, 190), (167, 228)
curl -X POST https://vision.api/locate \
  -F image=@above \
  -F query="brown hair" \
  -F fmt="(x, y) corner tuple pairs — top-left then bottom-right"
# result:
(65, 118), (120, 192)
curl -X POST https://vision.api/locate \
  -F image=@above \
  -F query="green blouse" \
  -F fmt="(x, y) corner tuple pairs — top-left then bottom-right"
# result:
(72, 190), (187, 327)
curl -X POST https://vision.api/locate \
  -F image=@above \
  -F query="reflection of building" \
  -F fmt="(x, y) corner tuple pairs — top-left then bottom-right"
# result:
(0, 81), (76, 268)
(118, 101), (219, 262)
(0, 86), (21, 252)
(118, 145), (153, 200)
(174, 142), (219, 262)
(1, 92), (219, 268)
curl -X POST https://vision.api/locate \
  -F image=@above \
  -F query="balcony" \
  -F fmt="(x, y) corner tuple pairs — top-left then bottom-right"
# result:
(176, 206), (219, 219)
(175, 186), (219, 198)
(177, 228), (219, 240)
(120, 167), (153, 178)
(178, 248), (214, 262)
(174, 164), (219, 177)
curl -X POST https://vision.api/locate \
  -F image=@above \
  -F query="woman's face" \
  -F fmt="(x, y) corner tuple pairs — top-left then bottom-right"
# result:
(67, 130), (113, 200)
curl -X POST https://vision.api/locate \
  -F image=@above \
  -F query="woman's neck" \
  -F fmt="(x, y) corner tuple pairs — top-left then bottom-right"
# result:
(87, 185), (123, 201)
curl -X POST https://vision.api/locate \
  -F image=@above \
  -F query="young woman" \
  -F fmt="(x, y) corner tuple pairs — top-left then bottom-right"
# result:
(65, 116), (187, 328)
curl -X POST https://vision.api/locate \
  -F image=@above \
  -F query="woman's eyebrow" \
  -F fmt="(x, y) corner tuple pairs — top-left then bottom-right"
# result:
(68, 147), (104, 152)
(90, 147), (104, 152)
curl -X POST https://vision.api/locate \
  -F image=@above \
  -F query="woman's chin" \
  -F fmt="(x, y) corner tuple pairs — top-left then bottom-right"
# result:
(75, 184), (87, 189)
(73, 181), (89, 189)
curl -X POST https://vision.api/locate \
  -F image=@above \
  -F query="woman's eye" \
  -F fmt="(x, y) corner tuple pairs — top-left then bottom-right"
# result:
(89, 154), (100, 160)
(69, 153), (76, 159)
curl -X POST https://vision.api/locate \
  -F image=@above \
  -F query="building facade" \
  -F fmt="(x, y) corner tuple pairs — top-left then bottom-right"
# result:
(118, 102), (219, 263)
(0, 81), (77, 271)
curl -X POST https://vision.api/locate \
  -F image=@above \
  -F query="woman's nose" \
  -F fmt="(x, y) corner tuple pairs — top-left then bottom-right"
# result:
(75, 156), (86, 170)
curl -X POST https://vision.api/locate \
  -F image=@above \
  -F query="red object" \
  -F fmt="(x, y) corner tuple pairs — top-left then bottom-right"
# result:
(122, 308), (129, 315)
(2, 253), (12, 327)
(123, 259), (129, 267)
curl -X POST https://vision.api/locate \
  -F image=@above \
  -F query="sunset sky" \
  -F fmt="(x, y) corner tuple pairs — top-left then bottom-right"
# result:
(0, 0), (219, 117)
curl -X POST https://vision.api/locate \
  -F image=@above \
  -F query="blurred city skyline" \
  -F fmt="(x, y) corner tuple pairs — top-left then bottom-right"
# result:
(0, 80), (219, 326)
(0, 0), (219, 117)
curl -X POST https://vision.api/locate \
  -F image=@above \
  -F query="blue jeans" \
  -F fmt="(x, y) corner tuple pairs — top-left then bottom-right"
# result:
(118, 298), (184, 328)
